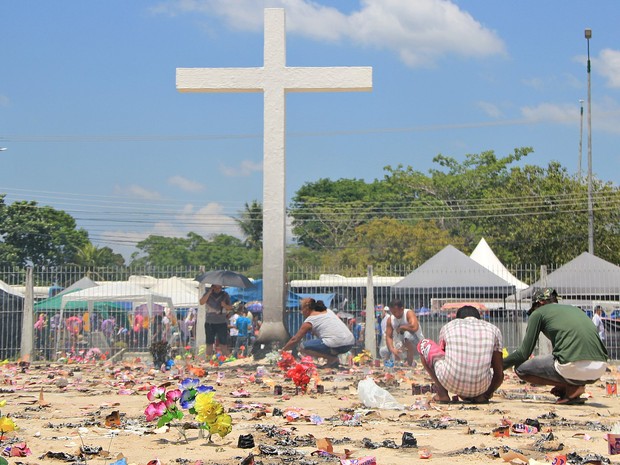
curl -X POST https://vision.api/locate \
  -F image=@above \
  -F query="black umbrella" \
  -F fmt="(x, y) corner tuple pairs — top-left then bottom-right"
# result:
(195, 269), (255, 288)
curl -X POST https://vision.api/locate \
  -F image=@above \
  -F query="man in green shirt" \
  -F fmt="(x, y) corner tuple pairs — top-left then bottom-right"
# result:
(504, 288), (608, 405)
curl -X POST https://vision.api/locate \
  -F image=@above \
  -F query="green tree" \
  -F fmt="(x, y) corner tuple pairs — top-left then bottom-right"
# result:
(74, 243), (125, 267)
(383, 149), (620, 264)
(130, 232), (261, 273)
(0, 196), (89, 267)
(290, 178), (390, 250)
(482, 162), (620, 264)
(130, 235), (194, 267)
(383, 147), (533, 250)
(235, 200), (263, 250)
(333, 217), (460, 269)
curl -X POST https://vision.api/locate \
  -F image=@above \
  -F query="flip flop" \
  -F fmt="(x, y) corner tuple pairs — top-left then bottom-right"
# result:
(431, 394), (452, 404)
(555, 396), (587, 405)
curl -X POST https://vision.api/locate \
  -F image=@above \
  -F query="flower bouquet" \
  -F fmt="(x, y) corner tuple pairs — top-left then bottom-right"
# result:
(278, 353), (316, 393)
(144, 378), (232, 443)
(353, 350), (372, 365)
(0, 399), (17, 441)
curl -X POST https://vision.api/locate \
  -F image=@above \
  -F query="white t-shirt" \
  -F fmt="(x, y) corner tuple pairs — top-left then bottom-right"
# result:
(229, 314), (239, 337)
(592, 313), (605, 340)
(304, 309), (355, 348)
(389, 309), (424, 342)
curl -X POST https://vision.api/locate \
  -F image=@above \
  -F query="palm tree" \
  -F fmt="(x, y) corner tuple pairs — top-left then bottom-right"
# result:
(235, 200), (263, 250)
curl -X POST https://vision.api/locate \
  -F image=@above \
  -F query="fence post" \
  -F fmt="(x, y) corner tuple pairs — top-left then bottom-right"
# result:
(20, 267), (34, 361)
(364, 265), (377, 358)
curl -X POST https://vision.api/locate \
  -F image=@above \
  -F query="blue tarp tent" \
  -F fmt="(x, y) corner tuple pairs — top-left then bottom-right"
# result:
(226, 280), (301, 309)
(294, 293), (335, 309)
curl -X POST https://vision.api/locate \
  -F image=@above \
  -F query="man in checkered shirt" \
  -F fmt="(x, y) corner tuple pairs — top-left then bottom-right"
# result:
(417, 305), (504, 404)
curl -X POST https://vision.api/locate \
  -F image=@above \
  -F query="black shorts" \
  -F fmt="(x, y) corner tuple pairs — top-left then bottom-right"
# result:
(205, 322), (228, 345)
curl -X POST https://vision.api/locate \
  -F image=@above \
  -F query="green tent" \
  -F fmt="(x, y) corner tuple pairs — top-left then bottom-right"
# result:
(35, 289), (125, 311)
(33, 277), (129, 318)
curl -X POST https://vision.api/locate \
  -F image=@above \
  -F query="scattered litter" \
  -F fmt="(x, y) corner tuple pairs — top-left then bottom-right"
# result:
(357, 378), (404, 410)
(401, 431), (417, 448)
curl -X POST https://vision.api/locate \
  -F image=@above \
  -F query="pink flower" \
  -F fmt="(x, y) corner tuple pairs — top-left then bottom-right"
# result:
(147, 385), (165, 402)
(165, 389), (181, 407)
(144, 401), (166, 421)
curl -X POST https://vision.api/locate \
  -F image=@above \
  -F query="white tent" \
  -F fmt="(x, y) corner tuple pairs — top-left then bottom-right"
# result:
(150, 277), (199, 308)
(57, 282), (174, 350)
(470, 238), (528, 291)
(0, 279), (24, 298)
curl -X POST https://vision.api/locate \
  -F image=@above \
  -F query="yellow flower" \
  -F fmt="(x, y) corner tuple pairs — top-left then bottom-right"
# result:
(0, 416), (17, 433)
(194, 393), (223, 424)
(0, 400), (6, 407)
(210, 413), (232, 438)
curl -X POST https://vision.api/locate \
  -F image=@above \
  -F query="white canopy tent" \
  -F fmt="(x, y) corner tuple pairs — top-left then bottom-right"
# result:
(57, 282), (174, 351)
(470, 238), (528, 291)
(149, 277), (199, 308)
(0, 279), (24, 298)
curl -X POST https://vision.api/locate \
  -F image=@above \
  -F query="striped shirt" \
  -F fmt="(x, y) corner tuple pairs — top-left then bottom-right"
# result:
(434, 317), (502, 398)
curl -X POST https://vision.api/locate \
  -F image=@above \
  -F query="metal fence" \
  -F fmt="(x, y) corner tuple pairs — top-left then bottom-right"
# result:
(0, 264), (618, 362)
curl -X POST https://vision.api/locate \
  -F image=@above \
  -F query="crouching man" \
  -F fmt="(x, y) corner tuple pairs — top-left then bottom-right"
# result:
(503, 288), (608, 405)
(417, 305), (503, 404)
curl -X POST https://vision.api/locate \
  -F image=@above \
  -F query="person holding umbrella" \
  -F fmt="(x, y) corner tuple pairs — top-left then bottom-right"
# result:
(199, 284), (233, 357)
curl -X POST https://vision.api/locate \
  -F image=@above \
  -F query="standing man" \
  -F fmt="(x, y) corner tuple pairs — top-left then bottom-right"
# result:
(504, 288), (608, 405)
(199, 284), (233, 357)
(591, 305), (606, 342)
(234, 308), (252, 358)
(228, 306), (240, 353)
(385, 299), (423, 366)
(417, 305), (503, 404)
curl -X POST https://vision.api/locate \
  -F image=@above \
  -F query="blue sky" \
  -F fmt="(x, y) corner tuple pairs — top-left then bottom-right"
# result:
(2, 1), (620, 260)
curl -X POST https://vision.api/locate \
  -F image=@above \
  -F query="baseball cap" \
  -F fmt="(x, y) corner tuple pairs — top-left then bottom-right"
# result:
(528, 287), (558, 314)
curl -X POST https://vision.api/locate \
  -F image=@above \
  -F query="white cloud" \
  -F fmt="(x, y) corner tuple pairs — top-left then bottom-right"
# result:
(176, 201), (242, 238)
(598, 48), (620, 88)
(521, 103), (579, 125)
(476, 101), (502, 119)
(97, 201), (243, 260)
(113, 184), (162, 200)
(220, 159), (263, 177)
(153, 0), (506, 67)
(168, 175), (205, 192)
(520, 99), (620, 134)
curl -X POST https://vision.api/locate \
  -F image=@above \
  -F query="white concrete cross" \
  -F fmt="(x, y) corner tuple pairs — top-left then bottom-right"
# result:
(177, 8), (372, 342)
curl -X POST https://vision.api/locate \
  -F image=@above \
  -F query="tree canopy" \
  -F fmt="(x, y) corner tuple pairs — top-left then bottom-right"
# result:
(2, 147), (619, 272)
(0, 196), (90, 267)
(289, 147), (620, 266)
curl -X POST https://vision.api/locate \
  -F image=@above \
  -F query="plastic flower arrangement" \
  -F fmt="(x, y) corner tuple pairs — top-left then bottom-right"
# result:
(207, 352), (236, 367)
(0, 400), (17, 441)
(353, 349), (372, 365)
(194, 392), (232, 439)
(145, 384), (183, 427)
(277, 351), (296, 371)
(278, 353), (316, 393)
(144, 378), (232, 442)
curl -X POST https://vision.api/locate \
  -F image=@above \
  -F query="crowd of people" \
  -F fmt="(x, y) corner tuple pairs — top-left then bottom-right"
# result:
(35, 284), (610, 406)
(280, 288), (609, 405)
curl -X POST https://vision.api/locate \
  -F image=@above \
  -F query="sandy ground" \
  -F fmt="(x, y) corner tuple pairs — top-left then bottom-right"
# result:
(0, 355), (619, 465)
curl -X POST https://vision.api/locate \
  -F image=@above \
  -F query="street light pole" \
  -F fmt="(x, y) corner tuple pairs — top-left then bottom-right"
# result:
(585, 28), (594, 255)
(578, 99), (584, 179)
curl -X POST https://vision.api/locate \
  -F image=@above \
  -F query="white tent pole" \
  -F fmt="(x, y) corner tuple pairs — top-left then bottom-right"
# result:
(147, 296), (153, 347)
(364, 265), (377, 358)
(56, 300), (65, 357)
